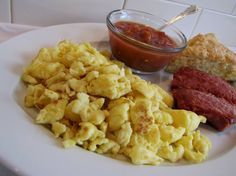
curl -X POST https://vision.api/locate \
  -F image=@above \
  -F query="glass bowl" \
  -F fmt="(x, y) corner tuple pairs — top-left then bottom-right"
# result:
(106, 9), (187, 74)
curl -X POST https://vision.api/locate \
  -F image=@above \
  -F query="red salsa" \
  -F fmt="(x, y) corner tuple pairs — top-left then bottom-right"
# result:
(108, 21), (182, 72)
(115, 21), (176, 48)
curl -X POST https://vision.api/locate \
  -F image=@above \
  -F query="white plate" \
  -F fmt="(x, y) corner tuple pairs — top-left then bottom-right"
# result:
(0, 23), (235, 176)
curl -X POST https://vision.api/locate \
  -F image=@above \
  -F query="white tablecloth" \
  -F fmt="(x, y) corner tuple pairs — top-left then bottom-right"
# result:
(0, 23), (40, 43)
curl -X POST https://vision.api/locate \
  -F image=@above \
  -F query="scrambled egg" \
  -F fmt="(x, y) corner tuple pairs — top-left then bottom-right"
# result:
(22, 40), (211, 165)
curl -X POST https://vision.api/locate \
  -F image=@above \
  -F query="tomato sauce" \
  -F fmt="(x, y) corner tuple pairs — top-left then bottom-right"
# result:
(108, 21), (180, 72)
(115, 21), (176, 48)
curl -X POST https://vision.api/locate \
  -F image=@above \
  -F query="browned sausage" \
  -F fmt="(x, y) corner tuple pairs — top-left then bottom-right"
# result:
(172, 88), (236, 131)
(171, 67), (236, 131)
(171, 67), (236, 105)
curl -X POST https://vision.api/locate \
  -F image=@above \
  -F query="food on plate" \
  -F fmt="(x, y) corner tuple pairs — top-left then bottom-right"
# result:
(22, 40), (211, 165)
(106, 9), (187, 72)
(115, 21), (177, 48)
(166, 33), (236, 81)
(171, 67), (236, 131)
(173, 88), (236, 131)
(171, 67), (236, 105)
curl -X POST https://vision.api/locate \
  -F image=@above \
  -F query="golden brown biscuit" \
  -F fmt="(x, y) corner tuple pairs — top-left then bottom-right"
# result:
(165, 33), (236, 81)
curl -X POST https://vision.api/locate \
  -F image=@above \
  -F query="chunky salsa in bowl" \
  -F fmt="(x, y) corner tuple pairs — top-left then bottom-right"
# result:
(106, 9), (187, 73)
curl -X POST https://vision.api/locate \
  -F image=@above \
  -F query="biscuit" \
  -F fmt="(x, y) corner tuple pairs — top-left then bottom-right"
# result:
(165, 33), (236, 81)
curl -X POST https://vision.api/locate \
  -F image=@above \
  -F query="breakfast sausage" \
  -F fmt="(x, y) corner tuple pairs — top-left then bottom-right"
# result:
(171, 67), (236, 105)
(172, 88), (236, 131)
